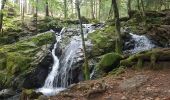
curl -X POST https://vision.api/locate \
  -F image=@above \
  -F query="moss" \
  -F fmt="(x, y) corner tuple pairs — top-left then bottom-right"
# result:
(88, 26), (117, 56)
(0, 52), (7, 70)
(120, 48), (170, 68)
(96, 52), (122, 73)
(110, 66), (126, 76)
(136, 58), (143, 69)
(0, 32), (54, 89)
(6, 52), (32, 75)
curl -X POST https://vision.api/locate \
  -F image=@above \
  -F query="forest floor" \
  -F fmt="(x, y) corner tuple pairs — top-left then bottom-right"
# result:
(50, 67), (170, 100)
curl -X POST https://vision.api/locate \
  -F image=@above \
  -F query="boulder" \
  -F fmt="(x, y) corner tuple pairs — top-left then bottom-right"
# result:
(96, 53), (123, 73)
(147, 25), (170, 47)
(0, 89), (16, 99)
(0, 32), (54, 90)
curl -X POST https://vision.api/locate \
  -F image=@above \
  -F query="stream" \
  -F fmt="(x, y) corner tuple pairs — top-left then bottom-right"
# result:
(36, 25), (156, 96)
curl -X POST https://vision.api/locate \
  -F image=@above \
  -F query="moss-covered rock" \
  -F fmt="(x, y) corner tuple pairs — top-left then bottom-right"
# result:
(96, 52), (122, 73)
(87, 26), (118, 57)
(120, 48), (170, 69)
(0, 32), (54, 90)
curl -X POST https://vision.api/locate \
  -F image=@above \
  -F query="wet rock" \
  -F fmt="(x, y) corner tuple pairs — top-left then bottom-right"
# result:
(23, 53), (53, 89)
(147, 25), (170, 47)
(38, 95), (48, 100)
(0, 89), (16, 99)
(120, 75), (149, 91)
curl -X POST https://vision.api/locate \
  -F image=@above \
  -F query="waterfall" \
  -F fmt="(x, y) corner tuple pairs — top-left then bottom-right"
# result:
(36, 28), (65, 96)
(124, 33), (155, 54)
(37, 24), (96, 96)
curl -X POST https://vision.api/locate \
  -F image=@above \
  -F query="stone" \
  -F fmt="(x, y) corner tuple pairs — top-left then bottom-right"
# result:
(38, 95), (48, 100)
(120, 75), (149, 91)
(0, 89), (16, 99)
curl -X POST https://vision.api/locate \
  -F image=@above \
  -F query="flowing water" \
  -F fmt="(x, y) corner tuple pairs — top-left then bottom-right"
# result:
(37, 24), (96, 96)
(124, 33), (155, 54)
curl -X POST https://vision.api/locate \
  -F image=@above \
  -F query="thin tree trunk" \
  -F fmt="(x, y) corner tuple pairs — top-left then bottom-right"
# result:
(35, 0), (38, 33)
(112, 0), (122, 54)
(127, 0), (132, 18)
(137, 0), (140, 11)
(98, 0), (101, 21)
(64, 0), (67, 19)
(90, 0), (95, 19)
(45, 0), (49, 16)
(75, 0), (90, 80)
(0, 0), (6, 33)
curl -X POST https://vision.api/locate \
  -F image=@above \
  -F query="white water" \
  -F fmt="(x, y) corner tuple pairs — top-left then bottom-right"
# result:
(37, 28), (65, 96)
(127, 33), (155, 54)
(37, 24), (95, 96)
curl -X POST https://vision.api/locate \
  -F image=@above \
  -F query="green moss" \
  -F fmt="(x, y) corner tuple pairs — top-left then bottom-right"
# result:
(0, 52), (7, 70)
(110, 66), (126, 76)
(88, 26), (117, 56)
(0, 32), (54, 89)
(96, 52), (122, 73)
(136, 58), (143, 69)
(6, 52), (32, 75)
(120, 48), (170, 68)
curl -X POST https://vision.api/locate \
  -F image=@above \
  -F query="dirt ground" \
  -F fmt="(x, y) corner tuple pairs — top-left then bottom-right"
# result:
(50, 67), (170, 100)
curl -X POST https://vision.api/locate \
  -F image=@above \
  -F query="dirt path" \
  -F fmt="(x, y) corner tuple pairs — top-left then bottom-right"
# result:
(50, 68), (170, 100)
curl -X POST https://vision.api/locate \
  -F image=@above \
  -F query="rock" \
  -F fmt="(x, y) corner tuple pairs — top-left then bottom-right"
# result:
(147, 25), (170, 47)
(20, 89), (43, 100)
(96, 53), (123, 73)
(0, 32), (54, 90)
(120, 75), (149, 91)
(0, 89), (16, 99)
(87, 26), (118, 57)
(38, 95), (48, 100)
(121, 96), (128, 100)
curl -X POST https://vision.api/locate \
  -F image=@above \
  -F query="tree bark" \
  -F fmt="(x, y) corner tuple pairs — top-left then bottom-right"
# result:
(112, 0), (122, 54)
(98, 0), (101, 20)
(64, 0), (67, 19)
(90, 0), (95, 19)
(127, 0), (132, 18)
(45, 0), (49, 16)
(75, 0), (90, 80)
(0, 0), (6, 33)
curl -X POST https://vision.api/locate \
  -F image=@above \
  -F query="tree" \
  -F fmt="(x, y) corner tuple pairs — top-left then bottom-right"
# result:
(45, 0), (49, 16)
(90, 0), (95, 19)
(75, 0), (90, 80)
(64, 0), (67, 19)
(127, 0), (132, 18)
(0, 0), (6, 33)
(112, 0), (122, 54)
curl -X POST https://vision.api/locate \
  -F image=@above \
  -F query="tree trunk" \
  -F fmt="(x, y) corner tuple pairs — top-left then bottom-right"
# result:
(64, 0), (67, 19)
(98, 0), (101, 21)
(90, 0), (95, 19)
(137, 0), (140, 11)
(127, 0), (132, 18)
(75, 0), (90, 80)
(112, 0), (122, 54)
(35, 0), (38, 33)
(45, 0), (49, 16)
(0, 0), (6, 33)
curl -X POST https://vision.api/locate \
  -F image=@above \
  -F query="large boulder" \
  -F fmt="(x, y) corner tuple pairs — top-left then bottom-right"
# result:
(147, 25), (170, 47)
(0, 32), (54, 90)
(96, 53), (123, 73)
(87, 26), (118, 57)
